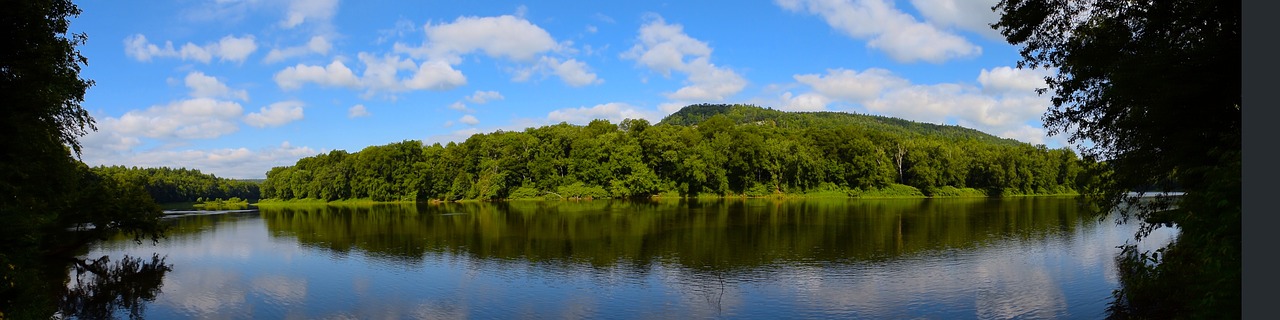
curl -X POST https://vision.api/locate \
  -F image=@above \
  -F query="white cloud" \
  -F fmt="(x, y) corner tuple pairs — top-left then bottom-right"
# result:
(79, 130), (142, 152)
(448, 102), (469, 112)
(348, 104), (370, 118)
(273, 60), (361, 90)
(622, 16), (746, 101)
(403, 60), (467, 91)
(376, 18), (419, 44)
(356, 53), (419, 92)
(547, 102), (659, 125)
(124, 34), (258, 63)
(459, 114), (480, 125)
(785, 66), (1056, 144)
(263, 36), (333, 63)
(910, 0), (1003, 40)
(397, 15), (558, 63)
(274, 56), (465, 94)
(977, 66), (1053, 94)
(99, 98), (244, 140)
(775, 0), (981, 63)
(779, 92), (832, 111)
(541, 57), (602, 87)
(465, 90), (504, 104)
(244, 101), (305, 128)
(657, 102), (688, 114)
(281, 0), (338, 29)
(794, 68), (909, 101)
(215, 35), (258, 62)
(185, 71), (248, 101)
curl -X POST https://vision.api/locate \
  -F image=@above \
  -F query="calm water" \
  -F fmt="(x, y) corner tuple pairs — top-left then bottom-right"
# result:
(86, 197), (1175, 319)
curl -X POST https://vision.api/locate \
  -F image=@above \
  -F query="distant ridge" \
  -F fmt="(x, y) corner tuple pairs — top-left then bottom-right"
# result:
(659, 103), (1023, 146)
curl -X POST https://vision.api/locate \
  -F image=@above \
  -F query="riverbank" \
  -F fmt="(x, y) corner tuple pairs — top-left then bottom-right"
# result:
(256, 184), (1080, 205)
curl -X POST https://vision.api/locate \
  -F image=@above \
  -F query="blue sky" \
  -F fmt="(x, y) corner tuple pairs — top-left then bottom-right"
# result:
(72, 0), (1063, 178)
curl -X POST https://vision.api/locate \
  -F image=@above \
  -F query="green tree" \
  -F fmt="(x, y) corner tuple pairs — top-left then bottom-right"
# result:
(1, 0), (169, 317)
(994, 0), (1240, 317)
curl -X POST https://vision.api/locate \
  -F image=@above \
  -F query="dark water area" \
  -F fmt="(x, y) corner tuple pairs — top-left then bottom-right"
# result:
(86, 197), (1175, 319)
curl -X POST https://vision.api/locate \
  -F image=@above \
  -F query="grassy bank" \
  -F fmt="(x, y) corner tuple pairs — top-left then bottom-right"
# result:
(254, 184), (1079, 204)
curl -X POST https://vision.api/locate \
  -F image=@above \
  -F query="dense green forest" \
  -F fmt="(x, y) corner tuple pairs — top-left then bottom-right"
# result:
(262, 104), (1086, 202)
(90, 166), (261, 203)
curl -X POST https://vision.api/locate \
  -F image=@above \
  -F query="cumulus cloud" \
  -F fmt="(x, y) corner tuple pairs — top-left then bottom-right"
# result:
(794, 68), (909, 101)
(910, 0), (1003, 40)
(547, 102), (659, 125)
(519, 57), (602, 87)
(775, 0), (981, 63)
(348, 104), (370, 118)
(99, 98), (244, 140)
(124, 34), (258, 63)
(396, 15), (559, 63)
(448, 102), (470, 112)
(977, 66), (1054, 94)
(388, 14), (600, 90)
(458, 114), (480, 125)
(263, 36), (333, 63)
(244, 101), (305, 127)
(185, 71), (248, 101)
(465, 90), (504, 104)
(779, 92), (832, 111)
(786, 66), (1056, 144)
(273, 53), (467, 94)
(403, 60), (467, 91)
(273, 60), (361, 90)
(281, 0), (338, 29)
(622, 16), (746, 101)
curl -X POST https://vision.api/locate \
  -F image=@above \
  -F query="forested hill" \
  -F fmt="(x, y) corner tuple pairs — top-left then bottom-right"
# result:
(660, 104), (1023, 146)
(261, 103), (1086, 202)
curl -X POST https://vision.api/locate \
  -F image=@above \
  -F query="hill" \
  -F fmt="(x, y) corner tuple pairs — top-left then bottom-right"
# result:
(660, 104), (1023, 146)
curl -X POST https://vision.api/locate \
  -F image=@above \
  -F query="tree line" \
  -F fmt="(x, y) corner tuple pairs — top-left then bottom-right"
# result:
(261, 104), (1087, 202)
(90, 166), (261, 203)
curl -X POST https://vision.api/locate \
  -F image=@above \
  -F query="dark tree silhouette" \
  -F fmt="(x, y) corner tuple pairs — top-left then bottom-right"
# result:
(2, 0), (170, 317)
(994, 0), (1240, 318)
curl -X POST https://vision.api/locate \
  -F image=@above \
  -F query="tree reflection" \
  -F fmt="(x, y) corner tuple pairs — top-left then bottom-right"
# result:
(259, 197), (1085, 272)
(49, 254), (171, 320)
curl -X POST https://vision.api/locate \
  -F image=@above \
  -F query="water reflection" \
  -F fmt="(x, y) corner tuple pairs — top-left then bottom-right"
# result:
(261, 198), (1086, 269)
(85, 197), (1171, 319)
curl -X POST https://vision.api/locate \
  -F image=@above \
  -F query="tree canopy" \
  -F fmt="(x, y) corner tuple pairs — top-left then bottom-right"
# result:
(994, 0), (1240, 317)
(262, 104), (1086, 203)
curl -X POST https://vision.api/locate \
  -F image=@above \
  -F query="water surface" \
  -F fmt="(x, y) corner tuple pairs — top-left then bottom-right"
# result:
(88, 197), (1174, 319)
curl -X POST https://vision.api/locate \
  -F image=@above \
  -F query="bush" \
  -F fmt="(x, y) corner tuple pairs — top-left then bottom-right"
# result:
(508, 186), (542, 200)
(853, 184), (924, 198)
(556, 182), (610, 200)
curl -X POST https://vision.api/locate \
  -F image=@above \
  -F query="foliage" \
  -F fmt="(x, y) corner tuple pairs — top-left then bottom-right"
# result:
(924, 186), (989, 198)
(192, 197), (251, 210)
(263, 105), (1087, 202)
(994, 0), (1240, 318)
(92, 166), (262, 203)
(851, 184), (926, 198)
(1, 0), (169, 316)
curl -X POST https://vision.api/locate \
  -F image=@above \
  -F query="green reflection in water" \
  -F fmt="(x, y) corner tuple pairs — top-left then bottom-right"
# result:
(255, 197), (1086, 271)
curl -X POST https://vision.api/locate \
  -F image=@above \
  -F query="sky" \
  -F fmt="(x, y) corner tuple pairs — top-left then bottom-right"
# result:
(70, 0), (1066, 179)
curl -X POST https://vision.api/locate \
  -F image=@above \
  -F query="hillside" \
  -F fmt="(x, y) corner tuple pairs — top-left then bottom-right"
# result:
(659, 104), (1023, 146)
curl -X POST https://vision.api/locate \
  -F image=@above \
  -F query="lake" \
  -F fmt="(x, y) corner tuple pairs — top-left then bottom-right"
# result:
(85, 197), (1175, 319)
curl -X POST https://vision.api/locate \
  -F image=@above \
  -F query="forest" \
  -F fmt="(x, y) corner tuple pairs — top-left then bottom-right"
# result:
(261, 104), (1087, 202)
(89, 166), (261, 203)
